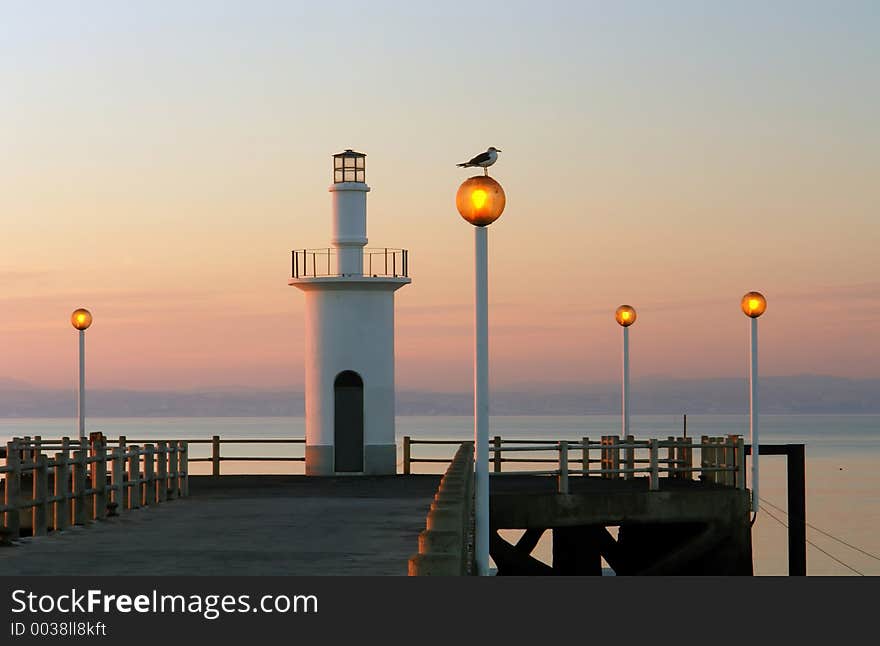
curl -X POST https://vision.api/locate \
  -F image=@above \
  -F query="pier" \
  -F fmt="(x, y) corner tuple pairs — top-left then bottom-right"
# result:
(1, 433), (805, 576)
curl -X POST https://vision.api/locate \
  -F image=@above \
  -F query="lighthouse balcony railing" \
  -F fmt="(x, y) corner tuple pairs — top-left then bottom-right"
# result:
(291, 248), (408, 279)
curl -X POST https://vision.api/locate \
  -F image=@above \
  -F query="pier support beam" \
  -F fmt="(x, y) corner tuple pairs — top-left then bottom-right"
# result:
(787, 444), (806, 576)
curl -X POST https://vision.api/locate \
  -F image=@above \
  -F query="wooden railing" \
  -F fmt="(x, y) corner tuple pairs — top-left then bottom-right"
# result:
(141, 436), (305, 476)
(0, 433), (188, 544)
(408, 442), (475, 576)
(2, 436), (310, 480)
(403, 434), (745, 493)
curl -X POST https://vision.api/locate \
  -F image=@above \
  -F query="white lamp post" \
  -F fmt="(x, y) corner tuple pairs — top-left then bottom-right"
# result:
(615, 305), (637, 436)
(70, 308), (93, 442)
(741, 291), (766, 512)
(456, 174), (506, 576)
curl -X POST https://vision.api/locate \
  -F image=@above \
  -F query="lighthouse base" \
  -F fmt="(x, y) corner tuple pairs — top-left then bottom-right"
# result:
(305, 444), (397, 476)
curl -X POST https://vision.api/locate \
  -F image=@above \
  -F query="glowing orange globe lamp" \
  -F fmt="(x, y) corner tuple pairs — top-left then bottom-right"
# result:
(456, 176), (506, 227)
(741, 292), (767, 318)
(71, 308), (93, 331)
(615, 305), (637, 327)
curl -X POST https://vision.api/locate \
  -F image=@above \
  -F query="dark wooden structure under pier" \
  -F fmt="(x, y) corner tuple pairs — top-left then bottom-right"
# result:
(490, 477), (753, 575)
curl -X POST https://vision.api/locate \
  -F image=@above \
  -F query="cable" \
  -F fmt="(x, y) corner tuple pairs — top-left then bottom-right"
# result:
(760, 497), (880, 563)
(760, 506), (864, 576)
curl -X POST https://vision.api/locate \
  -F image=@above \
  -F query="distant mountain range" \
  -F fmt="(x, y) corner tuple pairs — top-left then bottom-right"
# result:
(1, 375), (878, 417)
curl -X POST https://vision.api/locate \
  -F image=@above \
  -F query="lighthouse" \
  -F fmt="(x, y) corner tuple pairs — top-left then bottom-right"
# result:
(289, 150), (411, 475)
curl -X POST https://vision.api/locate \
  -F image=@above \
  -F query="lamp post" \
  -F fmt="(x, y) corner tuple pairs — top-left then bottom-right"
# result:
(741, 291), (766, 512)
(615, 305), (637, 436)
(70, 308), (93, 442)
(456, 174), (506, 576)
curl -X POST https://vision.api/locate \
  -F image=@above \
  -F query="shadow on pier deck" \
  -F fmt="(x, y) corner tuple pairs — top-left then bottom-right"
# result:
(0, 475), (439, 576)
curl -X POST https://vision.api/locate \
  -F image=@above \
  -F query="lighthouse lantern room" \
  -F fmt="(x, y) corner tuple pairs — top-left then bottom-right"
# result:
(289, 150), (410, 475)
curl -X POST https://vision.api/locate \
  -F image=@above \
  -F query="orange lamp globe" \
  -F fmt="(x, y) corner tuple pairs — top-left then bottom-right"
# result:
(456, 176), (506, 227)
(741, 292), (767, 318)
(71, 308), (93, 331)
(615, 305), (637, 327)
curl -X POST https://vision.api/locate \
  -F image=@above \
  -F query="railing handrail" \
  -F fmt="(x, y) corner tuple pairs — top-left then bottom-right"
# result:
(1, 434), (188, 541)
(402, 434), (746, 493)
(292, 247), (408, 253)
(2, 436), (310, 479)
(291, 247), (409, 279)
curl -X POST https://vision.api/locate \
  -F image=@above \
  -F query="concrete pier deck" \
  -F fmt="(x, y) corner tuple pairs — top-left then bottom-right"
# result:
(0, 475), (439, 576)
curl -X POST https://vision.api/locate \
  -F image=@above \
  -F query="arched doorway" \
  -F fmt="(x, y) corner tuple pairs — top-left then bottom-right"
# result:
(334, 370), (364, 472)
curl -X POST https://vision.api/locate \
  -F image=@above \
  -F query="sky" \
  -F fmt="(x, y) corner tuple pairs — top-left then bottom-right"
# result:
(1, 1), (878, 392)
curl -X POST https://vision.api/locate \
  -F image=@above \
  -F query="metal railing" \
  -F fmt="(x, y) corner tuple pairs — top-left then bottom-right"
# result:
(291, 248), (409, 278)
(1, 433), (188, 542)
(403, 434), (746, 493)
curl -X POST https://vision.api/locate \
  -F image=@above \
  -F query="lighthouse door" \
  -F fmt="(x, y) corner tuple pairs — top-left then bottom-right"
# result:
(334, 371), (364, 472)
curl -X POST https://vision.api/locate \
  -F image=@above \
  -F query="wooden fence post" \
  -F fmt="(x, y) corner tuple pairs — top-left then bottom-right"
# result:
(600, 436), (608, 478)
(171, 440), (183, 498)
(156, 441), (168, 502)
(167, 443), (177, 500)
(700, 435), (709, 482)
(625, 435), (635, 480)
(179, 442), (188, 497)
(736, 437), (746, 490)
(493, 436), (502, 473)
(53, 451), (70, 531)
(4, 440), (21, 538)
(674, 437), (684, 479)
(211, 435), (221, 477)
(33, 454), (50, 536)
(72, 450), (88, 525)
(557, 441), (569, 494)
(685, 436), (694, 479)
(403, 436), (411, 475)
(110, 447), (125, 513)
(127, 446), (141, 510)
(611, 436), (620, 479)
(93, 436), (107, 520)
(88, 433), (98, 520)
(581, 437), (589, 476)
(143, 444), (155, 506)
(649, 439), (659, 491)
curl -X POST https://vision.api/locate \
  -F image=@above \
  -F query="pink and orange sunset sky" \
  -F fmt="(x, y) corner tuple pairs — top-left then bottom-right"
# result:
(2, 2), (878, 392)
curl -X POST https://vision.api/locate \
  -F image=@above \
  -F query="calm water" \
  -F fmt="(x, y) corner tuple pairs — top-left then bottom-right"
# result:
(2, 414), (878, 576)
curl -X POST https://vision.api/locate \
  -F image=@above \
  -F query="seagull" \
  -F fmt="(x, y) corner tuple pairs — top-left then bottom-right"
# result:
(457, 147), (501, 175)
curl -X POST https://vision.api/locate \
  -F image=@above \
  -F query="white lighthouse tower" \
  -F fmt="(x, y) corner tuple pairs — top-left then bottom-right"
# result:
(289, 150), (410, 475)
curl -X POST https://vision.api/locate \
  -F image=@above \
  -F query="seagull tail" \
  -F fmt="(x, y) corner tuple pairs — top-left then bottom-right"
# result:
(456, 162), (470, 167)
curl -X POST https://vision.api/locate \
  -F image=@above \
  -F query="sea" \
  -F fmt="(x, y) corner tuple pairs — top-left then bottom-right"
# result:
(2, 414), (878, 576)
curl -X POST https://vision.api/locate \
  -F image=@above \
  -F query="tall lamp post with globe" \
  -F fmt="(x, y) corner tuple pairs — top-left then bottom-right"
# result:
(615, 305), (637, 436)
(71, 308), (93, 442)
(741, 291), (767, 512)
(456, 173), (506, 576)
